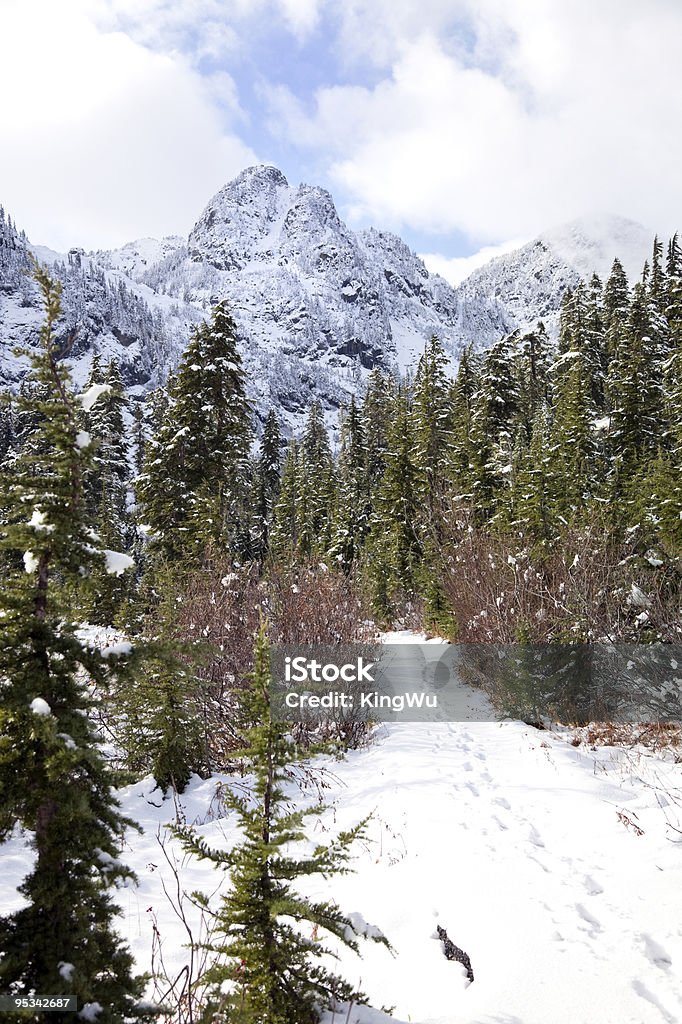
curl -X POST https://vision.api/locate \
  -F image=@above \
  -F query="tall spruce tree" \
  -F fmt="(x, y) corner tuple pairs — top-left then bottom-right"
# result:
(365, 388), (421, 617)
(329, 396), (371, 573)
(270, 441), (307, 561)
(0, 267), (153, 1021)
(252, 409), (283, 560)
(447, 344), (479, 500)
(175, 626), (390, 1024)
(137, 302), (251, 559)
(300, 401), (336, 554)
(411, 335), (452, 528)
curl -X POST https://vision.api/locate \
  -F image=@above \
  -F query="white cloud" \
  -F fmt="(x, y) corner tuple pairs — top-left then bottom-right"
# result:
(271, 0), (682, 245)
(0, 0), (257, 250)
(421, 237), (528, 286)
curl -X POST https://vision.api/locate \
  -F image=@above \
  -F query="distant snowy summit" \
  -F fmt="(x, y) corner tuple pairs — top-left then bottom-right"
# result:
(0, 168), (659, 424)
(451, 214), (655, 351)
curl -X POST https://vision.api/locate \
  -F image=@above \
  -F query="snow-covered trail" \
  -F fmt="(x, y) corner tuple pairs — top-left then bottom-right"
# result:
(111, 709), (682, 1024)
(2, 634), (681, 1024)
(310, 719), (682, 1024)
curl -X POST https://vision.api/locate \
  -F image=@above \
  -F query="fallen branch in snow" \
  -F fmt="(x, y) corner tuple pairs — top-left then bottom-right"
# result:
(436, 925), (474, 984)
(616, 810), (645, 837)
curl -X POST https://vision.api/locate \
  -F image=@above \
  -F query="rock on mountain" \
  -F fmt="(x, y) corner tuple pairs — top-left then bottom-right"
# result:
(132, 165), (463, 378)
(0, 169), (657, 431)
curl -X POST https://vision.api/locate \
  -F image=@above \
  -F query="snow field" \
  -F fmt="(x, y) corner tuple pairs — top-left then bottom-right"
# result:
(113, 717), (682, 1024)
(1, 627), (680, 1023)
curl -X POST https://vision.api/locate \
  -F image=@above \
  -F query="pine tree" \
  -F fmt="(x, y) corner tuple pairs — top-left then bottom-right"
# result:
(584, 274), (608, 412)
(300, 401), (336, 554)
(137, 302), (252, 559)
(270, 441), (307, 561)
(468, 332), (521, 521)
(0, 267), (153, 1020)
(411, 335), (452, 526)
(507, 403), (556, 543)
(549, 350), (598, 516)
(329, 396), (371, 573)
(365, 388), (421, 616)
(447, 345), (479, 500)
(252, 410), (283, 561)
(175, 626), (390, 1023)
(607, 280), (663, 480)
(81, 359), (134, 625)
(603, 258), (630, 358)
(515, 323), (552, 440)
(665, 234), (682, 349)
(361, 369), (396, 492)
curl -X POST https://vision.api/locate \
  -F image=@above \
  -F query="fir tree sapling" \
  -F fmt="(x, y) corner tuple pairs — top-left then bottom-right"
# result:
(0, 266), (154, 1021)
(174, 625), (391, 1024)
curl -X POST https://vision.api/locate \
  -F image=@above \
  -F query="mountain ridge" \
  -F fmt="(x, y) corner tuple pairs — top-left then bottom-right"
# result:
(0, 168), (659, 430)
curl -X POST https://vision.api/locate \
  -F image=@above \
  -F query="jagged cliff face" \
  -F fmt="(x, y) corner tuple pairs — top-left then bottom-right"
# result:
(148, 165), (462, 374)
(0, 166), (655, 428)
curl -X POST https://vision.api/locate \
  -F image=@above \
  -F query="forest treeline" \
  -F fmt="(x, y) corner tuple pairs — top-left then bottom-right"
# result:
(1, 235), (681, 786)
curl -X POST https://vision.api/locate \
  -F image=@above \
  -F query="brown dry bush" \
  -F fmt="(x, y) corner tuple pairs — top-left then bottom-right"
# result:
(439, 511), (681, 643)
(165, 557), (376, 766)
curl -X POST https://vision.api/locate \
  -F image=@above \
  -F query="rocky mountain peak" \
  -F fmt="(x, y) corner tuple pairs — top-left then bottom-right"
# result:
(188, 164), (292, 270)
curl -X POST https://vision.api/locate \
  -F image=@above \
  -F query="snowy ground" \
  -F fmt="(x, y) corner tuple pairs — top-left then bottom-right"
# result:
(2, 634), (682, 1024)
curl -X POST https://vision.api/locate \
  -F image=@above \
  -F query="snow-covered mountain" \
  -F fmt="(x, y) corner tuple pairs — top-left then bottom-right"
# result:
(451, 214), (653, 350)
(0, 168), (657, 429)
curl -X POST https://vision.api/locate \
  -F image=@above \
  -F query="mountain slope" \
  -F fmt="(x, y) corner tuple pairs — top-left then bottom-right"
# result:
(0, 171), (657, 429)
(451, 215), (653, 350)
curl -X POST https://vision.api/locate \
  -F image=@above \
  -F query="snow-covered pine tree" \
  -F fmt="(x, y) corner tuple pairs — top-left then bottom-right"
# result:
(468, 331), (521, 522)
(515, 323), (552, 441)
(137, 301), (252, 559)
(0, 266), (152, 1020)
(361, 368), (396, 492)
(252, 409), (283, 561)
(411, 335), (452, 529)
(602, 257), (630, 358)
(175, 625), (390, 1024)
(447, 344), (479, 501)
(507, 402), (556, 544)
(665, 234), (682, 349)
(606, 280), (663, 483)
(270, 440), (306, 561)
(329, 396), (371, 573)
(584, 274), (608, 413)
(549, 348), (599, 516)
(80, 358), (135, 625)
(365, 387), (421, 618)
(300, 401), (336, 555)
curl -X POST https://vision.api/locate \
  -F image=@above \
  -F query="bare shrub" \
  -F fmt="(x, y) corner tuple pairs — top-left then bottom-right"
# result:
(158, 558), (377, 764)
(265, 562), (375, 644)
(439, 511), (681, 643)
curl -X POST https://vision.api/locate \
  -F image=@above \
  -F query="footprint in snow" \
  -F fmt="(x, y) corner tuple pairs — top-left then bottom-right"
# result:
(640, 933), (673, 971)
(582, 874), (604, 896)
(575, 902), (602, 936)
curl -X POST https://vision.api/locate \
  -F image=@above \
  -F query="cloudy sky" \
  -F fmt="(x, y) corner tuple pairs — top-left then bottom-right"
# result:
(2, 0), (681, 282)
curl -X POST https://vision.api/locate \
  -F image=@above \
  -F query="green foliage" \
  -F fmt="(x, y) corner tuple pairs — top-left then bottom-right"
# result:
(137, 301), (252, 559)
(0, 266), (153, 1020)
(174, 626), (390, 1024)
